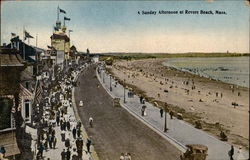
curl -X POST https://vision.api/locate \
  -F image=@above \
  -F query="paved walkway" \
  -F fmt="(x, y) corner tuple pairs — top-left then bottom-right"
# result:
(28, 64), (94, 160)
(43, 105), (91, 160)
(97, 66), (249, 160)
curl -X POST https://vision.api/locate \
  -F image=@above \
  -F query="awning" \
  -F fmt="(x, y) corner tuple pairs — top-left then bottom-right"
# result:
(0, 130), (20, 157)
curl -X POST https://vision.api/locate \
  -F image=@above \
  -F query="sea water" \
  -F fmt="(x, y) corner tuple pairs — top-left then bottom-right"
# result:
(162, 56), (249, 88)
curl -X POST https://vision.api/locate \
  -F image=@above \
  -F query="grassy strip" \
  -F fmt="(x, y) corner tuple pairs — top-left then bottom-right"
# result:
(100, 52), (249, 61)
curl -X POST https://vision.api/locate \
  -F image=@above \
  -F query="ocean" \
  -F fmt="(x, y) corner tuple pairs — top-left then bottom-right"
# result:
(162, 56), (249, 88)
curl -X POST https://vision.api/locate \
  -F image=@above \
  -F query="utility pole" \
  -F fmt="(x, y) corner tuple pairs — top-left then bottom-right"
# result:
(123, 79), (126, 103)
(110, 74), (112, 91)
(102, 71), (105, 83)
(164, 106), (168, 132)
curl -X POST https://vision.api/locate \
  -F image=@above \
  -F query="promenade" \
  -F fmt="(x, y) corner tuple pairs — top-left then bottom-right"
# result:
(28, 63), (95, 160)
(74, 65), (180, 159)
(97, 66), (249, 160)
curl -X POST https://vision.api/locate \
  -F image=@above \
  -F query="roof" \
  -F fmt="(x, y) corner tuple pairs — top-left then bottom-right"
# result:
(0, 130), (20, 157)
(0, 49), (25, 67)
(20, 69), (34, 81)
(70, 45), (77, 51)
(50, 33), (70, 42)
(6, 37), (37, 63)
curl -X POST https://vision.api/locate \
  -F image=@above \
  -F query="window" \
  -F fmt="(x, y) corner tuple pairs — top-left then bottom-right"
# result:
(24, 100), (30, 120)
(25, 81), (29, 89)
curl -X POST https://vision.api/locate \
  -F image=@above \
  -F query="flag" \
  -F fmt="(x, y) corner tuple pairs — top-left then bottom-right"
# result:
(11, 33), (16, 37)
(24, 30), (34, 40)
(34, 80), (43, 104)
(59, 8), (66, 14)
(64, 17), (70, 21)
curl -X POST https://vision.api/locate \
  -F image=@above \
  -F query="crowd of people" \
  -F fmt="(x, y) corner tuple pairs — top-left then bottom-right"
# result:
(35, 63), (93, 160)
(119, 153), (131, 160)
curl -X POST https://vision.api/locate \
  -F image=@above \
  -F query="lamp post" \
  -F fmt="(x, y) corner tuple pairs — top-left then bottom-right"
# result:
(102, 71), (105, 83)
(109, 74), (112, 91)
(164, 110), (168, 132)
(123, 79), (126, 103)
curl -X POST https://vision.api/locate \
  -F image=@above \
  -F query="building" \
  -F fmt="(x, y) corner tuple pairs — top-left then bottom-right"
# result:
(50, 33), (70, 64)
(0, 48), (26, 158)
(6, 36), (39, 75)
(51, 20), (70, 66)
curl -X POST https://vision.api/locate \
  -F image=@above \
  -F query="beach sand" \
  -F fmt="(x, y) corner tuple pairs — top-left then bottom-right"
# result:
(108, 58), (249, 149)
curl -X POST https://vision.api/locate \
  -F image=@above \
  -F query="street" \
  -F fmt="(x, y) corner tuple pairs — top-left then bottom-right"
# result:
(74, 65), (180, 160)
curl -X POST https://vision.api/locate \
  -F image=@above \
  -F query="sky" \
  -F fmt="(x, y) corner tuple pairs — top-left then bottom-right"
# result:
(1, 0), (249, 53)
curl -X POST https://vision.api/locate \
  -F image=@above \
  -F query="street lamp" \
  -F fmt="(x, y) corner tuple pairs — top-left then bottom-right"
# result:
(123, 79), (126, 103)
(164, 105), (169, 132)
(109, 74), (112, 91)
(102, 71), (105, 83)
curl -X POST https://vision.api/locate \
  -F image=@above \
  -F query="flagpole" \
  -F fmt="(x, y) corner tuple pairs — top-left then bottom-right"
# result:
(57, 6), (59, 21)
(36, 34), (38, 75)
(23, 26), (25, 60)
(36, 34), (38, 47)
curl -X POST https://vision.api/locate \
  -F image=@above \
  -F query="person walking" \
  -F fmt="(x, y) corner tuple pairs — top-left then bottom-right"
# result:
(120, 153), (125, 160)
(38, 143), (45, 158)
(77, 128), (81, 138)
(65, 138), (70, 148)
(53, 137), (57, 149)
(170, 110), (174, 119)
(228, 145), (234, 160)
(56, 115), (60, 126)
(66, 121), (71, 131)
(76, 121), (81, 130)
(127, 153), (132, 160)
(139, 96), (143, 104)
(89, 117), (93, 128)
(61, 149), (66, 160)
(141, 106), (146, 116)
(71, 148), (78, 160)
(86, 137), (92, 153)
(160, 108), (164, 118)
(52, 129), (56, 137)
(49, 135), (54, 149)
(0, 146), (6, 157)
(66, 148), (71, 160)
(63, 121), (67, 131)
(72, 127), (77, 139)
(60, 119), (63, 130)
(61, 130), (66, 142)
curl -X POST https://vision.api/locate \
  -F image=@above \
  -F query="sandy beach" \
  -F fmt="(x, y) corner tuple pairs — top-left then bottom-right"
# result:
(108, 58), (249, 149)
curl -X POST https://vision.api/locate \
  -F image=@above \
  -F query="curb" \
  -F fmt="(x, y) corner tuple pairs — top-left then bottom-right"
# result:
(96, 67), (187, 153)
(72, 66), (100, 160)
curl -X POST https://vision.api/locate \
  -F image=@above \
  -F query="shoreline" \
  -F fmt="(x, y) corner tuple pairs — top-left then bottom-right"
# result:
(107, 58), (249, 149)
(161, 57), (249, 89)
